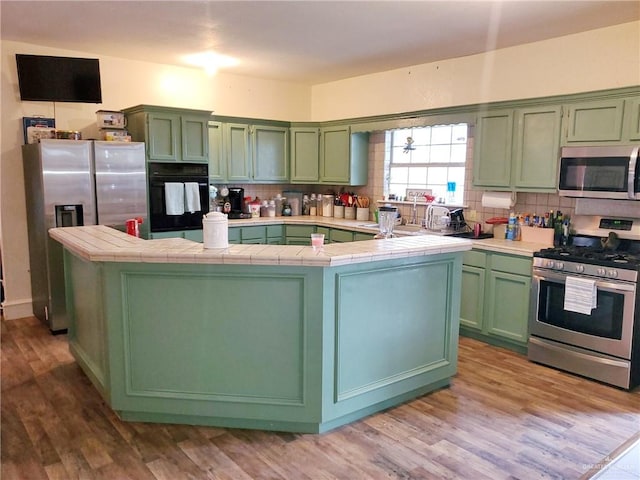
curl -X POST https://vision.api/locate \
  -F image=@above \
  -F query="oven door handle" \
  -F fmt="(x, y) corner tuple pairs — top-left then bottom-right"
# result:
(533, 271), (636, 293)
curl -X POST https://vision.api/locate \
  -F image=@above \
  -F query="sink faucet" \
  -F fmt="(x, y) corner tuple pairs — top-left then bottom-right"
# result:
(410, 195), (418, 225)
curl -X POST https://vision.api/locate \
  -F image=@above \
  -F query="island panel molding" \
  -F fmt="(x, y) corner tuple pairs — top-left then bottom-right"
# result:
(53, 225), (470, 433)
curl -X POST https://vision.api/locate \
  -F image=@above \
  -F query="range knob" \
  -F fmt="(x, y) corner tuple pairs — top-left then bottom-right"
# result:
(546, 260), (555, 269)
(607, 269), (618, 278)
(597, 268), (606, 276)
(555, 262), (564, 270)
(575, 264), (585, 274)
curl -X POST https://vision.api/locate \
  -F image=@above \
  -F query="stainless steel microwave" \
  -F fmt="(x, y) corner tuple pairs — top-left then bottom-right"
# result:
(558, 145), (639, 200)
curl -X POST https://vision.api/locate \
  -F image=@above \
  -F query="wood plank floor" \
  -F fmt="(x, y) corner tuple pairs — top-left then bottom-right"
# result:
(2, 316), (639, 480)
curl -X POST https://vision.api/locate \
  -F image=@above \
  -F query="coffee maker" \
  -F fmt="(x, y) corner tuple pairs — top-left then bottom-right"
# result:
(228, 187), (246, 219)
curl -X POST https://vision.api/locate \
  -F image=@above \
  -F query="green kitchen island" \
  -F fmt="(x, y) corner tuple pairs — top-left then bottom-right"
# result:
(50, 225), (471, 433)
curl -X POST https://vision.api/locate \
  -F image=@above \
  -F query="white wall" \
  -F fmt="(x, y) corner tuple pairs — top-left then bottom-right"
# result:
(311, 21), (640, 120)
(0, 40), (310, 320)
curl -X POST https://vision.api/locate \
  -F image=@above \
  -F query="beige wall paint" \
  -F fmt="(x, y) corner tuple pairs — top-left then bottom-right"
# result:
(1, 40), (310, 319)
(311, 21), (640, 120)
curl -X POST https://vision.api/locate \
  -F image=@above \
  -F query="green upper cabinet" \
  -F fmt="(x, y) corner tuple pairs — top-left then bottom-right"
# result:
(624, 96), (640, 141)
(146, 112), (180, 161)
(512, 106), (562, 190)
(123, 105), (211, 163)
(562, 98), (625, 144)
(213, 118), (289, 183)
(473, 110), (513, 188)
(473, 107), (561, 192)
(181, 115), (209, 162)
(207, 121), (225, 181)
(290, 127), (320, 183)
(252, 125), (289, 182)
(224, 123), (253, 182)
(319, 126), (369, 185)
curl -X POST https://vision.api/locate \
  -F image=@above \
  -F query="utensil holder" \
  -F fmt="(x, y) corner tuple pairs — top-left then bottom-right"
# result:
(344, 206), (356, 219)
(333, 205), (344, 218)
(356, 207), (369, 221)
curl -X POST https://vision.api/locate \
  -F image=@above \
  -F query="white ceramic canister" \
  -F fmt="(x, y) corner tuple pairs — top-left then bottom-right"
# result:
(202, 211), (229, 249)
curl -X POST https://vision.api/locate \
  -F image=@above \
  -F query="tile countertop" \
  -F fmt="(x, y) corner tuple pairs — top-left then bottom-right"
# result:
(48, 225), (473, 267)
(227, 216), (552, 257)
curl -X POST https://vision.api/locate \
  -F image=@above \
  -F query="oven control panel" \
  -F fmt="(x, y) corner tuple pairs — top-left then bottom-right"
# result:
(533, 258), (637, 282)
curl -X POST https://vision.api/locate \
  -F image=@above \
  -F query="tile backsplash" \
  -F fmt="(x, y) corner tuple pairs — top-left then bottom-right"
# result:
(221, 128), (575, 231)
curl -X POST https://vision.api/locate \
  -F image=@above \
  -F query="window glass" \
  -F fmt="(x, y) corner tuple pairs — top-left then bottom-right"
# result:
(387, 124), (468, 203)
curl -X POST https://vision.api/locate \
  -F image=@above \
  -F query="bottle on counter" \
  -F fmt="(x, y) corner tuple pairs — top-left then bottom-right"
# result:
(302, 195), (310, 215)
(274, 194), (284, 217)
(282, 202), (292, 216)
(309, 194), (317, 216)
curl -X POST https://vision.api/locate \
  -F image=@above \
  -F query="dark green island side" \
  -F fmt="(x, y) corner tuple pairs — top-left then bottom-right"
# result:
(50, 226), (471, 433)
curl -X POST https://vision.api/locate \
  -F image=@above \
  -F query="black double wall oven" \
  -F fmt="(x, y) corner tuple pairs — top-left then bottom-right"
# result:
(148, 162), (209, 233)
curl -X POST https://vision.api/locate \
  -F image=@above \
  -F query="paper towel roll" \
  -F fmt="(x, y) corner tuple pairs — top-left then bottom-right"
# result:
(481, 191), (516, 209)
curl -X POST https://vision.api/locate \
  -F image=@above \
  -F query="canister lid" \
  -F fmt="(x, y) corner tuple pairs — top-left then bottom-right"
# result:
(203, 211), (228, 222)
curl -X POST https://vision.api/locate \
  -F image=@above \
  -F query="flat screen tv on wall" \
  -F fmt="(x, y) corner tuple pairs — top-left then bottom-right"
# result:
(16, 54), (102, 103)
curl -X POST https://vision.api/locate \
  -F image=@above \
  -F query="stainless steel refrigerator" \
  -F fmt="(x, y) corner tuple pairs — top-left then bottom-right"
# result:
(22, 139), (147, 332)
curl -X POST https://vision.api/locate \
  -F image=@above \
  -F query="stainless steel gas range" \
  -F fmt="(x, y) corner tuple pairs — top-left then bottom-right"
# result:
(528, 216), (640, 389)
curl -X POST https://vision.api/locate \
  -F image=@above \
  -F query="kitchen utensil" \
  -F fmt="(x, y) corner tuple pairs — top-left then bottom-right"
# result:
(425, 205), (451, 230)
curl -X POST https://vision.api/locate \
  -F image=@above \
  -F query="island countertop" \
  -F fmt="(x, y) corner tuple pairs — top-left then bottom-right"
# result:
(49, 225), (472, 266)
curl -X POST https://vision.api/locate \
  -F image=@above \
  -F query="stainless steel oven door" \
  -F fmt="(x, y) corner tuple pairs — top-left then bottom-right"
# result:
(530, 269), (636, 359)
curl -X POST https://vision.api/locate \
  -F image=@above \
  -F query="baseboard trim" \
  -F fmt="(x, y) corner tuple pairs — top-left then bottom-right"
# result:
(1, 298), (34, 320)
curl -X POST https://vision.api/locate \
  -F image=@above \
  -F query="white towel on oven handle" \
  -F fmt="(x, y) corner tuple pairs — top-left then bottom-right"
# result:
(164, 182), (185, 216)
(184, 182), (201, 213)
(564, 276), (597, 315)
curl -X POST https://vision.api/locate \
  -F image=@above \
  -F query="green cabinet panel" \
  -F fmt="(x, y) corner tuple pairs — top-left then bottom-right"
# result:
(316, 226), (330, 239)
(485, 270), (531, 344)
(239, 226), (266, 242)
(207, 121), (225, 181)
(460, 264), (485, 331)
(290, 127), (320, 183)
(320, 126), (350, 183)
(147, 113), (180, 161)
(625, 96), (640, 141)
(474, 106), (561, 192)
(252, 125), (289, 182)
(319, 127), (369, 185)
(224, 123), (252, 182)
(266, 225), (284, 238)
(564, 99), (625, 143)
(184, 230), (203, 243)
(473, 110), (513, 188)
(228, 227), (241, 244)
(181, 115), (209, 162)
(123, 106), (210, 164)
(330, 229), (354, 243)
(285, 224), (316, 244)
(512, 106), (562, 190)
(353, 232), (375, 242)
(460, 249), (531, 352)
(149, 231), (185, 240)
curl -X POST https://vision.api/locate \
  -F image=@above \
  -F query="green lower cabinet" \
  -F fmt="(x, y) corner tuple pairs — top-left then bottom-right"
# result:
(353, 232), (375, 242)
(266, 225), (284, 245)
(149, 231), (185, 240)
(184, 230), (203, 243)
(285, 225), (316, 245)
(329, 229), (354, 243)
(459, 249), (531, 353)
(228, 227), (241, 244)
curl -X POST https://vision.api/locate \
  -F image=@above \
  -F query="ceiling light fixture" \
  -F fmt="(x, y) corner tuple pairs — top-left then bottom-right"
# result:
(182, 51), (239, 75)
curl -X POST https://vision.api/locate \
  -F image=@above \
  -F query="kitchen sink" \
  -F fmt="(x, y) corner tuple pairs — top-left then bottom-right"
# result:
(446, 231), (494, 239)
